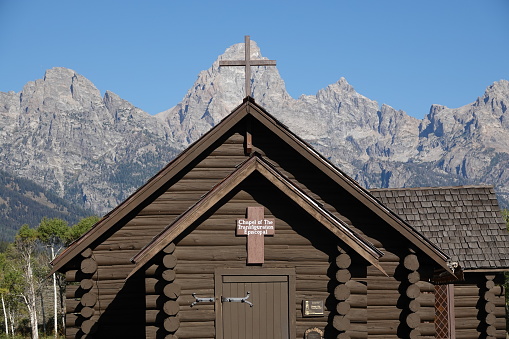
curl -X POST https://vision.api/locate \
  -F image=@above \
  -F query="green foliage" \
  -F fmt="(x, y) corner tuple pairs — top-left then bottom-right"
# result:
(66, 216), (100, 245)
(37, 218), (68, 247)
(502, 209), (509, 225)
(15, 225), (38, 244)
(0, 214), (100, 338)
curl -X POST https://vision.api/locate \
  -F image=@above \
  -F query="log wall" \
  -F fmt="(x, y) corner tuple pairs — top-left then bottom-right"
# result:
(171, 181), (342, 339)
(60, 116), (506, 339)
(64, 129), (250, 338)
(453, 273), (507, 339)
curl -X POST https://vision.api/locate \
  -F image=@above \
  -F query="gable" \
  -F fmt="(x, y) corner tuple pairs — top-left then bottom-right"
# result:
(52, 97), (450, 275)
(129, 155), (385, 277)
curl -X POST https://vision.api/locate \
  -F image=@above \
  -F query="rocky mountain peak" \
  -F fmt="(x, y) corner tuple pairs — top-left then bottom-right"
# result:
(1, 41), (509, 215)
(21, 67), (103, 114)
(475, 80), (508, 118)
(157, 39), (290, 145)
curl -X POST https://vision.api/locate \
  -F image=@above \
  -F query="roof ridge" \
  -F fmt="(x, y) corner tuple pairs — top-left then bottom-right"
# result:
(369, 185), (494, 191)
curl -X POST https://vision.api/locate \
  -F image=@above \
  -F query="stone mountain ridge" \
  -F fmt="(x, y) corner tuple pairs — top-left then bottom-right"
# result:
(1, 40), (508, 215)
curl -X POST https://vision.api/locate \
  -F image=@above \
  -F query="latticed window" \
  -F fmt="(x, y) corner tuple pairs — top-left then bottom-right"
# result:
(434, 284), (455, 338)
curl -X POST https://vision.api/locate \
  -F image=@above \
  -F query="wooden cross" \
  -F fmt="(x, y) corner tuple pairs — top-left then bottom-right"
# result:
(219, 35), (277, 97)
(236, 207), (275, 264)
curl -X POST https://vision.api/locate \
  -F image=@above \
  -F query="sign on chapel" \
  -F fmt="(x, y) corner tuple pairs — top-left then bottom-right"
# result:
(51, 36), (508, 339)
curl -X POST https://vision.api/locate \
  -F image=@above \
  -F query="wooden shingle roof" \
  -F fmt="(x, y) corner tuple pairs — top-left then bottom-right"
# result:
(370, 185), (509, 271)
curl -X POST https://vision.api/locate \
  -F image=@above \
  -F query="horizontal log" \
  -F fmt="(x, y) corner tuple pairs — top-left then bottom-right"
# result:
(454, 329), (484, 339)
(415, 322), (435, 336)
(346, 294), (367, 309)
(146, 309), (165, 324)
(91, 250), (138, 266)
(65, 314), (80, 328)
(164, 283), (181, 299)
(179, 308), (215, 322)
(415, 280), (434, 293)
(80, 279), (94, 290)
(175, 321), (215, 338)
(366, 320), (399, 335)
(406, 284), (421, 299)
(175, 278), (214, 292)
(81, 306), (94, 318)
(175, 245), (330, 262)
(484, 291), (495, 302)
(81, 319), (97, 334)
(366, 279), (400, 291)
(486, 313), (496, 325)
(415, 292), (434, 307)
(368, 262), (399, 277)
(408, 271), (420, 284)
(336, 269), (352, 283)
(403, 254), (419, 271)
(209, 143), (247, 156)
(163, 255), (177, 269)
(182, 168), (244, 180)
(337, 301), (350, 315)
(333, 315), (350, 331)
(454, 318), (483, 329)
(295, 279), (330, 292)
(336, 254), (351, 269)
(168, 178), (227, 191)
(489, 285), (503, 295)
(145, 277), (165, 294)
(66, 299), (80, 313)
(117, 224), (175, 234)
(177, 231), (314, 247)
(162, 269), (176, 282)
(72, 294), (161, 312)
(80, 258), (97, 274)
(454, 285), (481, 296)
(409, 299), (420, 312)
(345, 308), (367, 322)
(406, 313), (420, 329)
(335, 285), (350, 300)
(163, 242), (176, 254)
(164, 300), (179, 316)
(66, 264), (134, 281)
(81, 292), (97, 307)
(193, 156), (247, 169)
(345, 329), (368, 339)
(81, 248), (93, 258)
(94, 239), (150, 251)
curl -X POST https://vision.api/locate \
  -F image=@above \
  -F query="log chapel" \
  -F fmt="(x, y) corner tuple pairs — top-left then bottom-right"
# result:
(52, 38), (508, 339)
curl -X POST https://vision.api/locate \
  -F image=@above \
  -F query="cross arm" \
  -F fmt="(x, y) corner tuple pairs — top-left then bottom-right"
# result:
(219, 60), (276, 66)
(219, 60), (246, 66)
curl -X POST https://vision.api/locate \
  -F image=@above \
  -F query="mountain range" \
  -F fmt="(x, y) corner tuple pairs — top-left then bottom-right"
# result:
(1, 40), (508, 220)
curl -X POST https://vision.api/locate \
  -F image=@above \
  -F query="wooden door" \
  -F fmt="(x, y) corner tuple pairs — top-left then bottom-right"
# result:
(216, 269), (294, 339)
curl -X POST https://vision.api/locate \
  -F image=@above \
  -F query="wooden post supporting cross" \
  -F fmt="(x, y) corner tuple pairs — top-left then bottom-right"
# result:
(219, 35), (277, 98)
(236, 207), (275, 264)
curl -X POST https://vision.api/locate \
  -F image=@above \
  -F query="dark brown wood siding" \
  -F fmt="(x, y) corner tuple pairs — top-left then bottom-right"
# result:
(453, 273), (506, 339)
(172, 176), (341, 338)
(64, 127), (250, 338)
(63, 115), (448, 339)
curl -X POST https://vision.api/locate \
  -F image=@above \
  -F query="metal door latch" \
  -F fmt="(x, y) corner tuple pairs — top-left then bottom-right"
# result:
(191, 293), (215, 307)
(221, 291), (253, 307)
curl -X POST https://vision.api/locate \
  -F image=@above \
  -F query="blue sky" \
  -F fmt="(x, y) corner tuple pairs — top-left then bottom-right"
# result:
(0, 0), (508, 119)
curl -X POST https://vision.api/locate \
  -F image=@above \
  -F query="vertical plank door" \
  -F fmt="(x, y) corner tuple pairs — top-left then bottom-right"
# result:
(219, 274), (290, 339)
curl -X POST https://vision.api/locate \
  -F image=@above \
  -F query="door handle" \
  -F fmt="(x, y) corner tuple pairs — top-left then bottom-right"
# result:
(221, 291), (253, 307)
